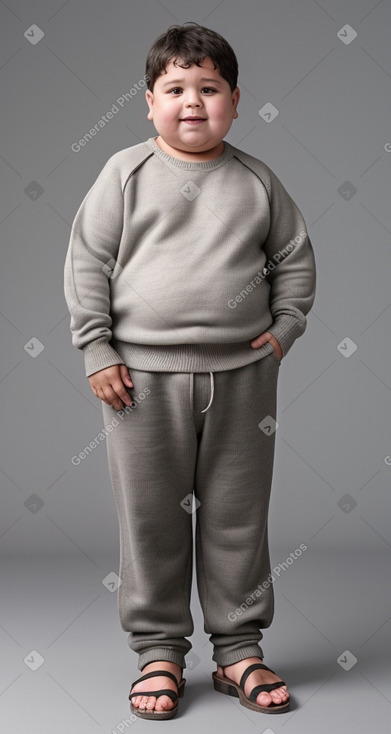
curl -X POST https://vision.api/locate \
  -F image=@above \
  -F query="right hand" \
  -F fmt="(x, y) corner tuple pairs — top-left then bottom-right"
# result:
(88, 364), (134, 410)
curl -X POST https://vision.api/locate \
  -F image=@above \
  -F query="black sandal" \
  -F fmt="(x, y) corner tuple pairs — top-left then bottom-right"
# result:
(129, 669), (186, 720)
(212, 661), (290, 713)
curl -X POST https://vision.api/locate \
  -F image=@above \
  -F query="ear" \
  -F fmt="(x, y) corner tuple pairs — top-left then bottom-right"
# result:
(232, 86), (240, 118)
(145, 89), (154, 120)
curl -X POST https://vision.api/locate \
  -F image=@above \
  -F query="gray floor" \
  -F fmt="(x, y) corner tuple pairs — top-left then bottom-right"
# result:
(1, 546), (390, 732)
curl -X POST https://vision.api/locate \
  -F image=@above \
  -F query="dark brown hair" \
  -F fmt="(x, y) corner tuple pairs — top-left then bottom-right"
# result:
(145, 22), (239, 93)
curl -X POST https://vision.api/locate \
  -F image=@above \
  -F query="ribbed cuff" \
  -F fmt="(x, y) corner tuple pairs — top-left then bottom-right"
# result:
(212, 644), (265, 667)
(266, 314), (306, 358)
(83, 339), (125, 377)
(138, 647), (187, 671)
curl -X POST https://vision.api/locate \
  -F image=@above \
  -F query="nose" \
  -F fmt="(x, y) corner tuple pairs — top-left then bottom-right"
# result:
(184, 89), (203, 107)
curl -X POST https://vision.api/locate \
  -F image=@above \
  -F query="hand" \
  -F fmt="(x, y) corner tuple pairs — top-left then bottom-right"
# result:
(250, 331), (283, 361)
(88, 364), (134, 410)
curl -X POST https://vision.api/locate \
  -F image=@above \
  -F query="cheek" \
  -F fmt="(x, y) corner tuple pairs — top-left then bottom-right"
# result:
(159, 103), (180, 121)
(209, 101), (231, 120)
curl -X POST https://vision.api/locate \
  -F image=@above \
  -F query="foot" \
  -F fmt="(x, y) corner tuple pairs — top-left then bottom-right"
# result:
(217, 656), (289, 708)
(130, 660), (183, 713)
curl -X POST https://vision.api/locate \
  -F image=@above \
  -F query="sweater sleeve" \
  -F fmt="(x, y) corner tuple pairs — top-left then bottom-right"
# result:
(63, 154), (126, 377)
(260, 165), (316, 359)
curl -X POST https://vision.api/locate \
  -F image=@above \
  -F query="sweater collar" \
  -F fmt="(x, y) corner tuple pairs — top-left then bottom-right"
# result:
(145, 136), (235, 170)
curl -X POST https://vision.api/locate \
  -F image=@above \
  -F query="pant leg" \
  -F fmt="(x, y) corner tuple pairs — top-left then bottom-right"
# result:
(101, 368), (199, 671)
(192, 352), (280, 667)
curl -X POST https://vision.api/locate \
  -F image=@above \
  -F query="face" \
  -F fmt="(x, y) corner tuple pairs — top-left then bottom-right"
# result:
(145, 56), (240, 160)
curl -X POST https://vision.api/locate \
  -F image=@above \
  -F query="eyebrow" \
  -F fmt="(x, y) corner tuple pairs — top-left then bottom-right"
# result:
(162, 77), (223, 87)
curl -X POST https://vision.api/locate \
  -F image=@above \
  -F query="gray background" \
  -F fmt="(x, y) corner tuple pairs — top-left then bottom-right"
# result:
(1, 0), (390, 731)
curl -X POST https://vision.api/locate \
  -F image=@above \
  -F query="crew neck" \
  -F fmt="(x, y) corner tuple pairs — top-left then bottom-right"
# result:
(145, 136), (235, 170)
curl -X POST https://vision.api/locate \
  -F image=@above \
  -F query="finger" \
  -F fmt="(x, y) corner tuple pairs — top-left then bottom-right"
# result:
(112, 380), (133, 407)
(99, 382), (132, 410)
(250, 338), (266, 347)
(119, 364), (133, 386)
(94, 386), (112, 406)
(93, 384), (119, 409)
(106, 389), (127, 410)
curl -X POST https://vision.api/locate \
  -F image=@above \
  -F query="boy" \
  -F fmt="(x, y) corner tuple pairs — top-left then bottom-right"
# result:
(64, 22), (316, 719)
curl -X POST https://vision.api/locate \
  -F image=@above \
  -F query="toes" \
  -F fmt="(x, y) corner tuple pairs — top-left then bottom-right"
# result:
(136, 695), (148, 709)
(270, 690), (283, 703)
(144, 695), (157, 710)
(274, 686), (289, 699)
(257, 692), (273, 706)
(256, 688), (288, 707)
(155, 695), (174, 711)
(131, 693), (174, 712)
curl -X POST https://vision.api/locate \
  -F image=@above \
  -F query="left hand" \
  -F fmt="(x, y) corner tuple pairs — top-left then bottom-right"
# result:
(250, 331), (283, 361)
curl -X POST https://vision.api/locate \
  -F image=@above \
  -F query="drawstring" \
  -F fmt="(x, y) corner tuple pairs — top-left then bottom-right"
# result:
(201, 371), (214, 413)
(189, 372), (214, 413)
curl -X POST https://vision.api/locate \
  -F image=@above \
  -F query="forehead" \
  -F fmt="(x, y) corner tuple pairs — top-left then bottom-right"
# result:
(157, 56), (224, 86)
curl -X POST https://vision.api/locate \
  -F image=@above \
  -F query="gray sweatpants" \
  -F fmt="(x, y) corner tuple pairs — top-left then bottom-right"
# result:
(101, 350), (281, 672)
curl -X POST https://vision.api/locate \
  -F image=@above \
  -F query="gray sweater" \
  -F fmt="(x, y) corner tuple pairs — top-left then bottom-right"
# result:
(64, 136), (316, 377)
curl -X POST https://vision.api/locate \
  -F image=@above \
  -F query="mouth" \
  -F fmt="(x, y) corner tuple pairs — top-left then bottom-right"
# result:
(181, 117), (206, 124)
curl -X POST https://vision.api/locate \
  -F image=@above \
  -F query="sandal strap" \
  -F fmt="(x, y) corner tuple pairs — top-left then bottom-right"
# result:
(239, 662), (275, 690)
(131, 669), (179, 688)
(248, 680), (286, 702)
(129, 669), (182, 702)
(237, 662), (286, 703)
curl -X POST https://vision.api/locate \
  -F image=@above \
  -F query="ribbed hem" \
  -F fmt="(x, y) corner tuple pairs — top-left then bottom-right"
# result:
(81, 316), (304, 376)
(212, 644), (265, 667)
(138, 648), (187, 671)
(111, 338), (276, 373)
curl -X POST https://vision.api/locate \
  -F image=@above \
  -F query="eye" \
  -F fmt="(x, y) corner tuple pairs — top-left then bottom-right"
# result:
(168, 87), (218, 94)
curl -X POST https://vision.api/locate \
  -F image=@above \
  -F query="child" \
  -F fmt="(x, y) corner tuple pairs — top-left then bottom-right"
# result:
(64, 22), (316, 719)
